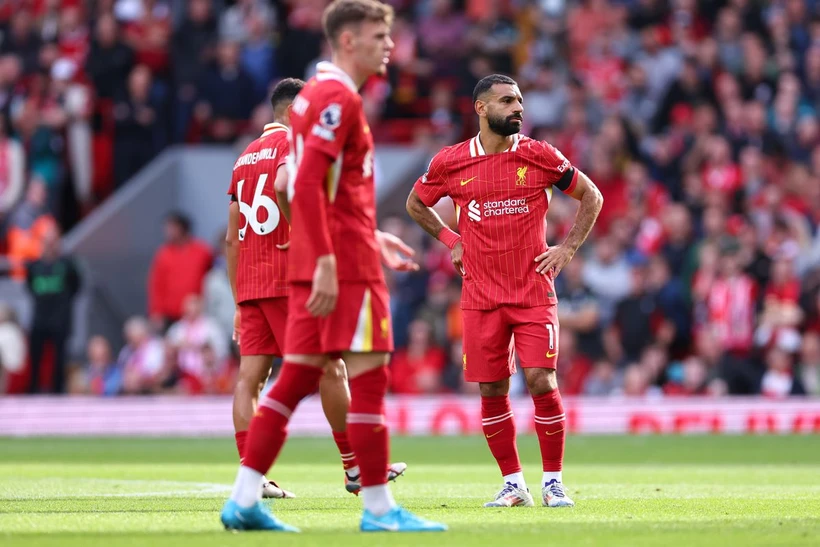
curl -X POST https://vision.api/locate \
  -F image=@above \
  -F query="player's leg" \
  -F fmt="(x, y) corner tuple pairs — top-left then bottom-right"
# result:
(334, 281), (445, 532)
(513, 305), (574, 508)
(233, 300), (294, 499)
(318, 359), (359, 477)
(221, 286), (327, 532)
(463, 308), (532, 508)
(320, 357), (408, 495)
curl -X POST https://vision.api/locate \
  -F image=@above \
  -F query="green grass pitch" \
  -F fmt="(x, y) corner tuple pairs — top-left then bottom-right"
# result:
(1, 435), (819, 546)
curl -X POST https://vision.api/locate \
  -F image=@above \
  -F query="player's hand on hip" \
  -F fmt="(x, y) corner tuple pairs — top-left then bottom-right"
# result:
(232, 309), (241, 346)
(535, 244), (574, 277)
(307, 255), (338, 317)
(376, 230), (420, 272)
(451, 241), (465, 276)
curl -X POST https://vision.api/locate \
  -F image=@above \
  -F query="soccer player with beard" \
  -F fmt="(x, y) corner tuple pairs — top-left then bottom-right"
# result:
(225, 78), (405, 501)
(407, 74), (603, 509)
(220, 0), (447, 533)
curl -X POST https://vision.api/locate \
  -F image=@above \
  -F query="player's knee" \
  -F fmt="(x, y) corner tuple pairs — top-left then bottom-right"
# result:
(322, 359), (348, 384)
(525, 368), (558, 396)
(479, 379), (509, 397)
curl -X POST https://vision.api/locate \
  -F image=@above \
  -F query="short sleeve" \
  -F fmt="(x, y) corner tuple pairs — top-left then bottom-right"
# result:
(533, 140), (578, 194)
(275, 139), (290, 171)
(302, 88), (358, 160)
(413, 152), (450, 207)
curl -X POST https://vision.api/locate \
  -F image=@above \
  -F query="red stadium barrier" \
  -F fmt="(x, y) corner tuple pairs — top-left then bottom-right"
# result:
(0, 396), (818, 437)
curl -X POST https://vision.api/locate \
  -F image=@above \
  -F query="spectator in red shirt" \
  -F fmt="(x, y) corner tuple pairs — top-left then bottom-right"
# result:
(390, 319), (447, 395)
(147, 212), (212, 331)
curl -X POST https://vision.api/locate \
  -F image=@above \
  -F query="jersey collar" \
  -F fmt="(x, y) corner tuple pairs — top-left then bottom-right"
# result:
(470, 133), (521, 157)
(260, 122), (288, 138)
(316, 61), (358, 93)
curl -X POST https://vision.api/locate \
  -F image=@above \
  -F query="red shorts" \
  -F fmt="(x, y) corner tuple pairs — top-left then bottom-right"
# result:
(285, 280), (394, 355)
(462, 304), (559, 383)
(238, 297), (288, 357)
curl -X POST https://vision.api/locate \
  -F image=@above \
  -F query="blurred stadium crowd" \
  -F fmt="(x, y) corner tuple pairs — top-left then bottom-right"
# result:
(1, 0), (820, 398)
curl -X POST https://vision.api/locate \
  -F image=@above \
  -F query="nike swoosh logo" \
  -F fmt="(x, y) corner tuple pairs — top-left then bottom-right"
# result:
(486, 429), (504, 439)
(363, 518), (399, 531)
(545, 428), (564, 436)
(460, 176), (476, 186)
(546, 351), (557, 358)
(234, 511), (247, 523)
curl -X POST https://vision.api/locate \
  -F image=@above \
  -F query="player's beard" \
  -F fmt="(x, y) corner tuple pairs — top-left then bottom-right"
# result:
(487, 112), (523, 137)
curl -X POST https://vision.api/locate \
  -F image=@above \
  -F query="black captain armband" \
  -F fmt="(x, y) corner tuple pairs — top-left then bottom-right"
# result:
(230, 194), (238, 202)
(554, 167), (576, 192)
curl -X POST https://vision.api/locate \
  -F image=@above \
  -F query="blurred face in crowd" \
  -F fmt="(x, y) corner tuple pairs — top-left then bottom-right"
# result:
(96, 14), (118, 46)
(189, 0), (211, 22)
(217, 41), (241, 69)
(702, 206), (726, 238)
(11, 11), (33, 39)
(477, 83), (524, 137)
(88, 336), (112, 368)
(125, 318), (150, 346)
(183, 295), (204, 320)
(431, 0), (453, 17)
(26, 178), (48, 208)
(408, 320), (432, 349)
(128, 65), (152, 101)
(594, 236), (620, 265)
(663, 204), (692, 244)
(719, 251), (742, 277)
(647, 256), (671, 289)
(0, 55), (22, 87)
(164, 218), (187, 244)
(766, 348), (791, 373)
(562, 255), (585, 289)
(802, 333), (820, 364)
(41, 224), (61, 259)
(771, 258), (794, 285)
(623, 365), (647, 396)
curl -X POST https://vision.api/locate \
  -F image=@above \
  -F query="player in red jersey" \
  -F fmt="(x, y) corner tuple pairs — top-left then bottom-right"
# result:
(407, 74), (604, 509)
(226, 77), (407, 501)
(221, 0), (446, 533)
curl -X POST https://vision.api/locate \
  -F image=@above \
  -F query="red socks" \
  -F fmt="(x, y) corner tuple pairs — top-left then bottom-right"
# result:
(346, 366), (389, 487)
(234, 430), (248, 463)
(332, 430), (358, 471)
(481, 395), (522, 476)
(533, 390), (565, 472)
(241, 362), (324, 474)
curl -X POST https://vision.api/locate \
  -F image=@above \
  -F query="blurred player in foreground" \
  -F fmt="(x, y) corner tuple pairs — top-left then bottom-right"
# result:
(221, 0), (447, 533)
(225, 78), (405, 501)
(407, 74), (603, 508)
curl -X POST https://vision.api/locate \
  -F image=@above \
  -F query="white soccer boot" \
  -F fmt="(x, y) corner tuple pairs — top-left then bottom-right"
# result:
(261, 478), (296, 499)
(542, 479), (575, 507)
(483, 482), (535, 507)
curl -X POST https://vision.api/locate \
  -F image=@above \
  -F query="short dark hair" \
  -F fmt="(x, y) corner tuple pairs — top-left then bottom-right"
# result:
(166, 211), (191, 235)
(323, 0), (394, 45)
(270, 78), (305, 112)
(473, 74), (518, 103)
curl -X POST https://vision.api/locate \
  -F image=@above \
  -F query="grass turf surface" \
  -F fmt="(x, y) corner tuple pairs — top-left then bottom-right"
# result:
(1, 435), (818, 546)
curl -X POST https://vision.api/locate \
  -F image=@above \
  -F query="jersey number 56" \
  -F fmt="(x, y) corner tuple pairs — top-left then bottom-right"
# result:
(237, 174), (280, 241)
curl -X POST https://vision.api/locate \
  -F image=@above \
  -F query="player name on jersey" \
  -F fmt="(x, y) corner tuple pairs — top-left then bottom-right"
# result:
(233, 147), (279, 170)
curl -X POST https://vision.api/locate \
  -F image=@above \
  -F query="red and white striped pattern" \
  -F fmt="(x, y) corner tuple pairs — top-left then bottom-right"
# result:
(340, 452), (356, 464)
(534, 413), (565, 427)
(347, 413), (385, 425)
(259, 396), (293, 419)
(482, 410), (514, 427)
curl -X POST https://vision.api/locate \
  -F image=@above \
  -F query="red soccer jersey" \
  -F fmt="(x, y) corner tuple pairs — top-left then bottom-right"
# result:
(227, 122), (291, 303)
(287, 62), (382, 283)
(414, 133), (578, 310)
